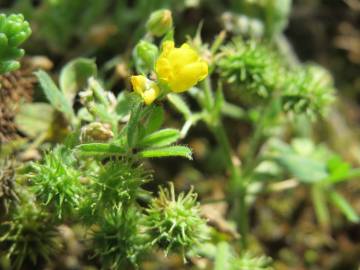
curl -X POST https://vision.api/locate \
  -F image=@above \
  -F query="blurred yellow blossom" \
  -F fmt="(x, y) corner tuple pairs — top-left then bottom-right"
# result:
(130, 75), (160, 105)
(155, 41), (208, 93)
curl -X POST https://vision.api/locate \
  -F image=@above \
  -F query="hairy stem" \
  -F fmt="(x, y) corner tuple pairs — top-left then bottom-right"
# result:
(211, 122), (248, 249)
(311, 184), (330, 230)
(201, 77), (250, 249)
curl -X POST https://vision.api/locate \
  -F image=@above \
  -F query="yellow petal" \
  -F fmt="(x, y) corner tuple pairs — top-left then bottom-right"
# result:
(130, 75), (146, 94)
(167, 46), (198, 68)
(155, 57), (173, 82)
(154, 41), (209, 93)
(161, 40), (175, 56)
(142, 83), (160, 105)
(170, 62), (208, 92)
(197, 61), (209, 81)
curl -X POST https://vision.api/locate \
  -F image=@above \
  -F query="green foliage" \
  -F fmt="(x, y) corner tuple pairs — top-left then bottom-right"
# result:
(281, 65), (335, 117)
(36, 0), (108, 51)
(35, 70), (75, 123)
(3, 3), (359, 270)
(15, 103), (55, 138)
(59, 58), (97, 105)
(146, 183), (208, 258)
(218, 39), (280, 98)
(91, 206), (147, 269)
(29, 146), (82, 219)
(167, 93), (192, 118)
(267, 138), (360, 224)
(138, 145), (193, 160)
(267, 138), (359, 184)
(35, 58), (97, 127)
(0, 13), (31, 74)
(138, 128), (180, 148)
(76, 142), (125, 156)
(0, 203), (60, 270)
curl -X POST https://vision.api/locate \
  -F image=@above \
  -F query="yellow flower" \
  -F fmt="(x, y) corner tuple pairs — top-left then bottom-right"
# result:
(155, 41), (208, 93)
(130, 75), (160, 105)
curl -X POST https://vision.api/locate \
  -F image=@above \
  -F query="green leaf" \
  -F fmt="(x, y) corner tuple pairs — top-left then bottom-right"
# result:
(59, 58), (97, 104)
(329, 191), (359, 223)
(138, 128), (180, 148)
(15, 103), (54, 138)
(76, 143), (125, 156)
(138, 145), (192, 160)
(144, 105), (164, 134)
(127, 103), (142, 148)
(115, 92), (140, 118)
(328, 168), (360, 184)
(77, 107), (93, 122)
(167, 93), (191, 118)
(273, 154), (328, 183)
(325, 156), (358, 183)
(35, 70), (74, 122)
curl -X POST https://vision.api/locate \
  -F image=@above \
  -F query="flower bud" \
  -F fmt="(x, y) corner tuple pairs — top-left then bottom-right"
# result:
(80, 122), (114, 143)
(133, 40), (159, 73)
(146, 9), (173, 37)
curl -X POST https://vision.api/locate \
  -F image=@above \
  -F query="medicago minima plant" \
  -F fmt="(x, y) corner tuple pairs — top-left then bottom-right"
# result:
(1, 6), (360, 270)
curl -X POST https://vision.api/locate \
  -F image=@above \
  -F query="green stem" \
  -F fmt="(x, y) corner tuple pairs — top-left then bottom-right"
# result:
(200, 76), (249, 249)
(211, 122), (248, 249)
(242, 107), (268, 178)
(311, 184), (330, 230)
(201, 77), (214, 112)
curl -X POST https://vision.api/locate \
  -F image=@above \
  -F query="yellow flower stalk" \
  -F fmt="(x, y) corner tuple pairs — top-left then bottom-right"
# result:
(130, 75), (160, 105)
(155, 41), (208, 93)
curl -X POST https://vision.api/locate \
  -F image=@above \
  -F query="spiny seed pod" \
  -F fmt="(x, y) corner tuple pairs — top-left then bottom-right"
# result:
(91, 206), (147, 269)
(146, 9), (173, 37)
(281, 64), (335, 118)
(79, 160), (150, 222)
(29, 146), (82, 219)
(0, 14), (31, 74)
(0, 202), (61, 270)
(146, 183), (208, 259)
(218, 39), (281, 98)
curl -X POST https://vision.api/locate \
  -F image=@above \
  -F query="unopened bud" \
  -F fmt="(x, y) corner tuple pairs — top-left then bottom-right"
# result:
(133, 40), (159, 73)
(80, 122), (114, 143)
(146, 9), (173, 37)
